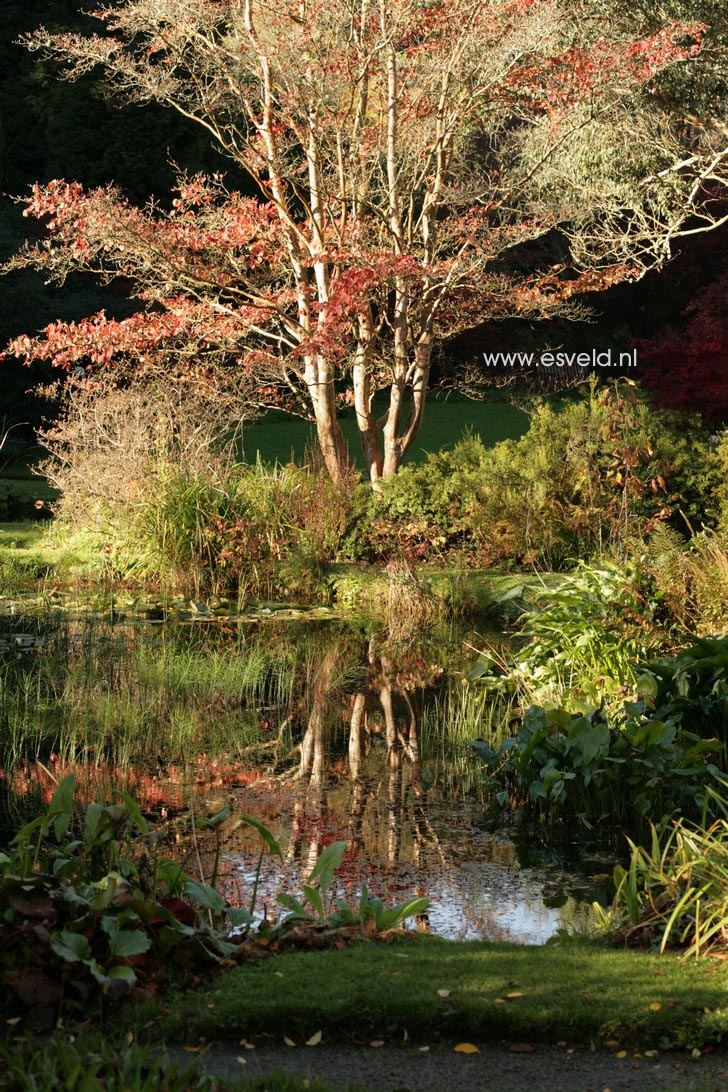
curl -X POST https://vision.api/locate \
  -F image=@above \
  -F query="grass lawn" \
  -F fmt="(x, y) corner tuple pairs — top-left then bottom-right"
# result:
(125, 936), (728, 1052)
(0, 520), (105, 587)
(240, 397), (528, 468)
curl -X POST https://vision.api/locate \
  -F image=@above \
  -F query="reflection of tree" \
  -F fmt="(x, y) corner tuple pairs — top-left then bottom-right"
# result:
(285, 637), (457, 930)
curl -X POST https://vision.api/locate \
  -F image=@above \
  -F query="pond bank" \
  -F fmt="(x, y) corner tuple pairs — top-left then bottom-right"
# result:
(125, 936), (728, 1052)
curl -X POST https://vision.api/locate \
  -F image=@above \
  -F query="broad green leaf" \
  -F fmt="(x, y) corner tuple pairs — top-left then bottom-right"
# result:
(112, 790), (149, 835)
(51, 931), (92, 963)
(226, 907), (253, 928)
(240, 816), (283, 858)
(109, 929), (151, 958)
(377, 898), (430, 930)
(196, 806), (232, 830)
(108, 965), (137, 986)
(184, 880), (226, 912)
(303, 884), (324, 918)
(49, 774), (76, 840)
(307, 841), (347, 896)
(84, 802), (104, 843)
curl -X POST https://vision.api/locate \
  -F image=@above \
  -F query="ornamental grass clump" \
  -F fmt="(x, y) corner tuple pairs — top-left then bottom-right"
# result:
(594, 805), (728, 957)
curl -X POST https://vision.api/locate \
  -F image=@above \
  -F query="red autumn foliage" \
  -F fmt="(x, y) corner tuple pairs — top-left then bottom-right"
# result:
(3, 0), (723, 484)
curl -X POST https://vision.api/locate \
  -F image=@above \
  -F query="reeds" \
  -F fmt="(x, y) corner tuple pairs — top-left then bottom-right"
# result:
(595, 791), (728, 957)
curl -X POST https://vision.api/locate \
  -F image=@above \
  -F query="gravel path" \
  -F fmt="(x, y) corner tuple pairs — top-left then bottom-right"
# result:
(171, 1041), (728, 1091)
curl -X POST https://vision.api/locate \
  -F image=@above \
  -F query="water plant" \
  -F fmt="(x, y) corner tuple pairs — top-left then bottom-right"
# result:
(636, 635), (728, 753)
(0, 771), (430, 1023)
(594, 799), (728, 957)
(0, 773), (263, 1019)
(506, 561), (661, 709)
(473, 703), (724, 830)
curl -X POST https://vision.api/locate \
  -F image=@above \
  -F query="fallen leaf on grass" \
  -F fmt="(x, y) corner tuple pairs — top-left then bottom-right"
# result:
(644, 1050), (659, 1058)
(284, 1037), (296, 1047)
(370, 1041), (384, 1048)
(507, 992), (524, 999)
(238, 1039), (255, 1050)
(183, 1046), (202, 1054)
(419, 1046), (430, 1052)
(616, 1051), (628, 1059)
(649, 1003), (661, 1012)
(306, 1031), (323, 1046)
(454, 1043), (480, 1054)
(509, 1043), (536, 1054)
(437, 989), (452, 997)
(493, 998), (506, 1004)
(236, 1057), (247, 1066)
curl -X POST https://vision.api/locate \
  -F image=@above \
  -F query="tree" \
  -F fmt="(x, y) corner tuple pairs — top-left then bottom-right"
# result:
(3, 0), (726, 486)
(635, 268), (728, 423)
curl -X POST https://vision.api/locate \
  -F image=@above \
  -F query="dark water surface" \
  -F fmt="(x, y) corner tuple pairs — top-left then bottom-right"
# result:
(0, 602), (610, 942)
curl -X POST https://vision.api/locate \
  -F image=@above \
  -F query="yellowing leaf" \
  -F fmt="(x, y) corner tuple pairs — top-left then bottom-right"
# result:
(649, 1003), (661, 1012)
(437, 989), (452, 997)
(616, 1050), (628, 1059)
(454, 1043), (480, 1054)
(306, 1031), (323, 1046)
(507, 991), (524, 999)
(236, 1057), (247, 1066)
(283, 1037), (296, 1048)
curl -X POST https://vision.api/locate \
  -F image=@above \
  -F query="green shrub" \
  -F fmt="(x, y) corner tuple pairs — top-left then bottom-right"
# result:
(353, 382), (720, 569)
(636, 635), (728, 753)
(473, 702), (724, 831)
(645, 525), (728, 634)
(471, 560), (662, 709)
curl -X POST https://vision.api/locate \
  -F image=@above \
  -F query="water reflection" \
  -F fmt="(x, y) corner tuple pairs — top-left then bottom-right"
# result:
(0, 609), (605, 943)
(213, 635), (601, 943)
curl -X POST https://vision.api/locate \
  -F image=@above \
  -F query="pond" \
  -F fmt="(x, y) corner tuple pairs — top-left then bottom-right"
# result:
(0, 600), (611, 943)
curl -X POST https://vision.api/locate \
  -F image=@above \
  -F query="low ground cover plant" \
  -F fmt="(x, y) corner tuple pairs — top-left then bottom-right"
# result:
(0, 775), (428, 1025)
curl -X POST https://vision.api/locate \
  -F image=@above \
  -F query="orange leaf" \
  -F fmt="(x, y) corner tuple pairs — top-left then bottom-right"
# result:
(454, 1043), (480, 1054)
